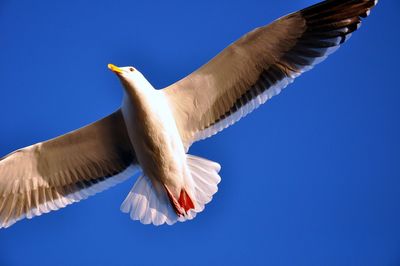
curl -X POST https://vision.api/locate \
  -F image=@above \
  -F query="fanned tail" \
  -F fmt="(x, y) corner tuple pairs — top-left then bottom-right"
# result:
(120, 154), (221, 225)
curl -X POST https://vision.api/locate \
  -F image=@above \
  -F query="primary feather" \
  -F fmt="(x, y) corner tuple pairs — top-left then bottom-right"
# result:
(163, 0), (378, 150)
(0, 111), (138, 228)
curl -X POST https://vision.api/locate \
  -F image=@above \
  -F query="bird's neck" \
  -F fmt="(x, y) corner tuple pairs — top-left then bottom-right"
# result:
(122, 76), (155, 99)
(121, 76), (158, 116)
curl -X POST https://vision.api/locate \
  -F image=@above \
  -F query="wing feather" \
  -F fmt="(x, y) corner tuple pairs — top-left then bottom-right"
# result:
(163, 0), (378, 150)
(0, 110), (139, 228)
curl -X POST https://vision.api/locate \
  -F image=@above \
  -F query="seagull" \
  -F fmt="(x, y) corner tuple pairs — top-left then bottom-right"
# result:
(0, 0), (378, 228)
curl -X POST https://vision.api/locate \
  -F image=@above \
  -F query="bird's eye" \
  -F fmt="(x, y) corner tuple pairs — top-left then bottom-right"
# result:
(129, 67), (135, 72)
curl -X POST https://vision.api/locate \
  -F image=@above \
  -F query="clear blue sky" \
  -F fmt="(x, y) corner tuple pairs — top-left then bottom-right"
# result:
(0, 0), (399, 265)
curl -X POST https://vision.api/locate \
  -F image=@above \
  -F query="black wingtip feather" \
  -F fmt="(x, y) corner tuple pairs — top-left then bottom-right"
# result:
(301, 0), (377, 17)
(296, 0), (377, 51)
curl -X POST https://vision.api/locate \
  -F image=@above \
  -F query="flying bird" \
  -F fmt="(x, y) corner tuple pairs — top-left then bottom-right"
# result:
(0, 0), (378, 228)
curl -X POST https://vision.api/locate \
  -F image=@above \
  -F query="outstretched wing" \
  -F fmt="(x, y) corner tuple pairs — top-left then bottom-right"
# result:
(163, 0), (378, 150)
(0, 110), (139, 228)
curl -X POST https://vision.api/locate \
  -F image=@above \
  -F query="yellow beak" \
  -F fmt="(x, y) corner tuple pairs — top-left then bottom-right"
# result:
(108, 63), (124, 74)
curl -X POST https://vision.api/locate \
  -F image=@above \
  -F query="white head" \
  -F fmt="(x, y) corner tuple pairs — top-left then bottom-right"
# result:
(108, 63), (150, 92)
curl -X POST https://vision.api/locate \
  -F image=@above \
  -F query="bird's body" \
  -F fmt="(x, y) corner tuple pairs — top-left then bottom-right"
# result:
(120, 70), (191, 211)
(0, 0), (378, 228)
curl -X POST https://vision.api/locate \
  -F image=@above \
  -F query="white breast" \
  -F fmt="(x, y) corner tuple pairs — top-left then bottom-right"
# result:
(121, 80), (188, 193)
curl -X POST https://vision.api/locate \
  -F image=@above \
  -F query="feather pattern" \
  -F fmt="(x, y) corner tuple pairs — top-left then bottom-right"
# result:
(163, 0), (378, 150)
(0, 110), (138, 228)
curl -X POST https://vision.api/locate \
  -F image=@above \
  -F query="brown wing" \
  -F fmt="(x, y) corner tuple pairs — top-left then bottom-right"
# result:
(0, 110), (139, 228)
(163, 0), (378, 150)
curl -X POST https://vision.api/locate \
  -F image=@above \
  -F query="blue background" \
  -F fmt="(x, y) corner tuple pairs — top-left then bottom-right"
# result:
(0, 0), (398, 265)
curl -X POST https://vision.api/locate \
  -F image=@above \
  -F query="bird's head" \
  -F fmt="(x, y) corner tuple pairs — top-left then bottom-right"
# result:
(108, 63), (149, 92)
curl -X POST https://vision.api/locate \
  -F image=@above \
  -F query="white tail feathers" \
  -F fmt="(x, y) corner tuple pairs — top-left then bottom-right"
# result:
(184, 154), (221, 213)
(120, 174), (177, 225)
(120, 154), (221, 226)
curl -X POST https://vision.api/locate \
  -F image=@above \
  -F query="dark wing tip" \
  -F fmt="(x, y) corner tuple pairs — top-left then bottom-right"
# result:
(295, 0), (378, 50)
(301, 0), (378, 20)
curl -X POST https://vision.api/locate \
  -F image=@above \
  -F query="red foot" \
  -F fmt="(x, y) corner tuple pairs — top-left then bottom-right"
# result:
(163, 185), (195, 216)
(178, 189), (195, 213)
